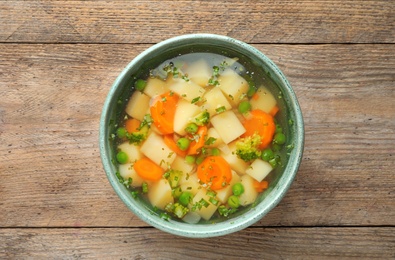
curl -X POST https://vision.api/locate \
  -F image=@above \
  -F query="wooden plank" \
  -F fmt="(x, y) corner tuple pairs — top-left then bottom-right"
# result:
(0, 44), (394, 227)
(1, 1), (394, 43)
(1, 227), (394, 259)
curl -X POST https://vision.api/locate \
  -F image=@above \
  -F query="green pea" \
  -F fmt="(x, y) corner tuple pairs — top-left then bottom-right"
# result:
(275, 124), (283, 134)
(116, 151), (128, 164)
(210, 147), (220, 156)
(238, 101), (251, 114)
(274, 132), (286, 145)
(196, 155), (205, 165)
(185, 123), (198, 134)
(247, 85), (256, 98)
(272, 143), (281, 152)
(261, 148), (274, 161)
(134, 79), (147, 92)
(179, 191), (193, 206)
(232, 183), (244, 196)
(227, 195), (240, 209)
(185, 155), (196, 165)
(116, 127), (127, 138)
(177, 137), (190, 151)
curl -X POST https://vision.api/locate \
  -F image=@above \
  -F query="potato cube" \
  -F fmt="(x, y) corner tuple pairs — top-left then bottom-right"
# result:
(206, 127), (224, 148)
(218, 69), (249, 106)
(140, 132), (176, 169)
(211, 110), (246, 144)
(216, 171), (241, 204)
(171, 155), (195, 176)
(190, 189), (219, 221)
(220, 141), (249, 175)
(117, 141), (143, 163)
(147, 178), (174, 210)
(125, 91), (151, 121)
(183, 59), (212, 87)
(201, 87), (232, 116)
(168, 78), (206, 102)
(246, 158), (273, 182)
(239, 174), (258, 206)
(250, 86), (277, 114)
(173, 99), (201, 135)
(143, 77), (169, 98)
(118, 163), (145, 187)
(180, 174), (200, 195)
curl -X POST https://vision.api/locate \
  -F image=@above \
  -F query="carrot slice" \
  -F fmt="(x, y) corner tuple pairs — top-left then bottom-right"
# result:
(150, 91), (179, 135)
(133, 157), (164, 181)
(125, 118), (141, 134)
(242, 109), (275, 149)
(163, 134), (187, 157)
(253, 180), (269, 193)
(269, 105), (279, 117)
(197, 156), (232, 190)
(187, 125), (207, 155)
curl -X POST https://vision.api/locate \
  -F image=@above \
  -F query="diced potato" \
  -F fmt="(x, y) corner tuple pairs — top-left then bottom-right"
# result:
(147, 178), (174, 210)
(140, 132), (176, 169)
(216, 171), (241, 204)
(117, 141), (143, 163)
(180, 174), (200, 195)
(173, 99), (201, 135)
(206, 127), (224, 148)
(183, 59), (212, 87)
(168, 78), (206, 102)
(182, 211), (201, 224)
(125, 91), (151, 121)
(201, 87), (232, 116)
(239, 175), (258, 206)
(250, 86), (277, 114)
(143, 77), (169, 98)
(118, 163), (145, 187)
(211, 110), (246, 144)
(171, 156), (195, 176)
(218, 69), (249, 107)
(246, 158), (273, 182)
(190, 189), (219, 221)
(220, 141), (249, 175)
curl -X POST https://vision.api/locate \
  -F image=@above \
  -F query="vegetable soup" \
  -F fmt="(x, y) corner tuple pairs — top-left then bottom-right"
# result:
(111, 53), (289, 223)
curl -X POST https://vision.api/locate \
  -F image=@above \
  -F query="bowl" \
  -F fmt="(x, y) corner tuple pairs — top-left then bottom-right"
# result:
(99, 34), (304, 238)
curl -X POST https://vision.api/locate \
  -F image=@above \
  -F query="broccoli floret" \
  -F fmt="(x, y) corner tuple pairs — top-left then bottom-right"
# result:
(193, 111), (210, 126)
(235, 133), (262, 162)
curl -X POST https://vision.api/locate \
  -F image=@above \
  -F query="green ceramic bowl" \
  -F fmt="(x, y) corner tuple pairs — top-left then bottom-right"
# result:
(100, 34), (304, 238)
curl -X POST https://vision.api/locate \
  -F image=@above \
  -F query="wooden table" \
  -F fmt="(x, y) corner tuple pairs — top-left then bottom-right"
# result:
(1, 1), (394, 258)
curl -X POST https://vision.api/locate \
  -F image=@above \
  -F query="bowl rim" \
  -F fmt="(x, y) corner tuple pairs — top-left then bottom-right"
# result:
(99, 33), (304, 238)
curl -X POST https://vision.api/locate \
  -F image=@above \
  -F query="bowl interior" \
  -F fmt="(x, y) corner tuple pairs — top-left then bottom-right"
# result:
(100, 34), (304, 238)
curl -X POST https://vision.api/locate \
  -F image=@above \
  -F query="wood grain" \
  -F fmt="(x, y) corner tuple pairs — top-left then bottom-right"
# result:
(1, 0), (394, 44)
(1, 227), (394, 259)
(1, 44), (394, 227)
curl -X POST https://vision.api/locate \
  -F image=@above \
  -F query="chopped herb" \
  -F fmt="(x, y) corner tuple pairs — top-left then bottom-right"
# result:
(215, 106), (226, 114)
(204, 137), (217, 145)
(142, 182), (148, 193)
(191, 96), (201, 104)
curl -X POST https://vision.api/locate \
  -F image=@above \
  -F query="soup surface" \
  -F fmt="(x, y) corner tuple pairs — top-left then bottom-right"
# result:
(112, 53), (288, 223)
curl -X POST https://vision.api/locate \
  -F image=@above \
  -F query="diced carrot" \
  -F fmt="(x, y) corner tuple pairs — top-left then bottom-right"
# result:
(133, 157), (164, 181)
(187, 125), (207, 155)
(125, 118), (141, 134)
(150, 91), (179, 135)
(197, 156), (232, 190)
(269, 105), (279, 117)
(242, 109), (276, 149)
(163, 134), (187, 157)
(253, 180), (269, 193)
